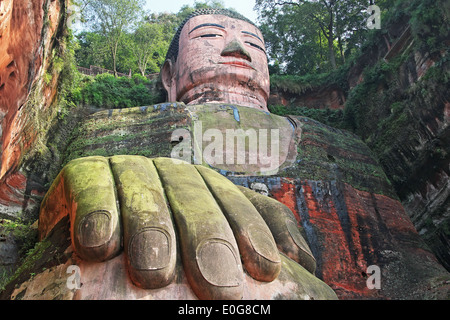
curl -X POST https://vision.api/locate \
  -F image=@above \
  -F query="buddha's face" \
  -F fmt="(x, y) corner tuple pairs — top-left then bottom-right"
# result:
(162, 14), (270, 111)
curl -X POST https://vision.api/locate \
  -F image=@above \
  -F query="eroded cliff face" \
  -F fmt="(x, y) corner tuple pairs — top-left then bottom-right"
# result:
(269, 83), (347, 110)
(270, 20), (450, 272)
(378, 55), (449, 272)
(344, 39), (449, 273)
(0, 0), (69, 219)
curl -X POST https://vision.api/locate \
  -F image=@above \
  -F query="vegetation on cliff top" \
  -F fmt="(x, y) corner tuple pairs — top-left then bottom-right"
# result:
(69, 73), (164, 108)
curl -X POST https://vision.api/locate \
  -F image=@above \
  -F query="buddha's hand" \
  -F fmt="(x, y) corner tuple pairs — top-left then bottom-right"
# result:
(39, 156), (316, 300)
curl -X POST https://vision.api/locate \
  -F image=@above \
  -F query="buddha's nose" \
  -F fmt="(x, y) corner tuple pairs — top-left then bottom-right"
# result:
(221, 38), (252, 62)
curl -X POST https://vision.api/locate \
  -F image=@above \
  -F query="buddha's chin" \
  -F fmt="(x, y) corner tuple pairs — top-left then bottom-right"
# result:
(179, 84), (269, 112)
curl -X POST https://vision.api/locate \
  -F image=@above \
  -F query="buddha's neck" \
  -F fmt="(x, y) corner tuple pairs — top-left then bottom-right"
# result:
(179, 85), (269, 112)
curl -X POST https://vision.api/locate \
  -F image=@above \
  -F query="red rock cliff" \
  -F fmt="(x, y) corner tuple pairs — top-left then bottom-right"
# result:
(267, 19), (450, 274)
(0, 0), (68, 218)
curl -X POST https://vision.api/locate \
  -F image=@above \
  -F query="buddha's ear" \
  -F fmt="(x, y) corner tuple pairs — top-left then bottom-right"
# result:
(161, 59), (177, 102)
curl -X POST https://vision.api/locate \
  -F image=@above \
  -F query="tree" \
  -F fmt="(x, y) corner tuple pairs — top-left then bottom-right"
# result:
(130, 21), (168, 75)
(75, 31), (109, 69)
(256, 0), (369, 73)
(258, 5), (330, 74)
(81, 0), (145, 76)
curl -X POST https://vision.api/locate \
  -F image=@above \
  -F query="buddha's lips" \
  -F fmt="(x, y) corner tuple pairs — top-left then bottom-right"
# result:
(218, 61), (255, 70)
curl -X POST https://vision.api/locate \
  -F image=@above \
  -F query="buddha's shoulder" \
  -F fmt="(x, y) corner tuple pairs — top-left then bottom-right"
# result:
(89, 102), (289, 121)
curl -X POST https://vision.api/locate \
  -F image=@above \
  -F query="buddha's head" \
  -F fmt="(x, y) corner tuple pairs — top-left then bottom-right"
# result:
(161, 9), (270, 111)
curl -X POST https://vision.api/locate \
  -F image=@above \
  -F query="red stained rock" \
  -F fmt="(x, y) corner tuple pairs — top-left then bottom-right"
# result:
(0, 172), (26, 205)
(271, 179), (300, 222)
(0, 0), (65, 211)
(270, 178), (447, 299)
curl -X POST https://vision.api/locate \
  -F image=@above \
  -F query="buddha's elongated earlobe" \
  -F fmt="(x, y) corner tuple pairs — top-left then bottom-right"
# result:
(161, 59), (177, 102)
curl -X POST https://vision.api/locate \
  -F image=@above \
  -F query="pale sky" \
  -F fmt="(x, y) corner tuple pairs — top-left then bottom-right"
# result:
(144, 0), (259, 23)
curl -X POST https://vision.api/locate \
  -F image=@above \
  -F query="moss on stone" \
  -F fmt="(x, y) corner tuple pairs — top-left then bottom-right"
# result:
(280, 116), (396, 197)
(0, 239), (51, 292)
(61, 104), (189, 166)
(278, 254), (338, 300)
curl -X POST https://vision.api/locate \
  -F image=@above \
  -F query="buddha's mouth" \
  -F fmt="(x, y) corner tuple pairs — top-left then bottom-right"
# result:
(218, 60), (255, 70)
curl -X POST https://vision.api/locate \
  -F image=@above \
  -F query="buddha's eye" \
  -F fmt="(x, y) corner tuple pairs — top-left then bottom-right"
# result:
(245, 41), (266, 53)
(199, 34), (222, 38)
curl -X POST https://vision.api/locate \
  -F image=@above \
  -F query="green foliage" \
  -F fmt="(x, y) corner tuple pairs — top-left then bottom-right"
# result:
(70, 73), (163, 109)
(342, 50), (412, 133)
(54, 28), (86, 120)
(0, 219), (38, 257)
(256, 0), (369, 74)
(269, 105), (345, 129)
(408, 0), (450, 52)
(270, 65), (350, 95)
(0, 239), (51, 292)
(75, 31), (109, 69)
(129, 21), (168, 75)
(0, 219), (39, 291)
(80, 0), (145, 75)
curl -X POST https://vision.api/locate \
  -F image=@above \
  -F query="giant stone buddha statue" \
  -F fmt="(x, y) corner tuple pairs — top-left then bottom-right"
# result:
(9, 8), (448, 301)
(34, 8), (337, 300)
